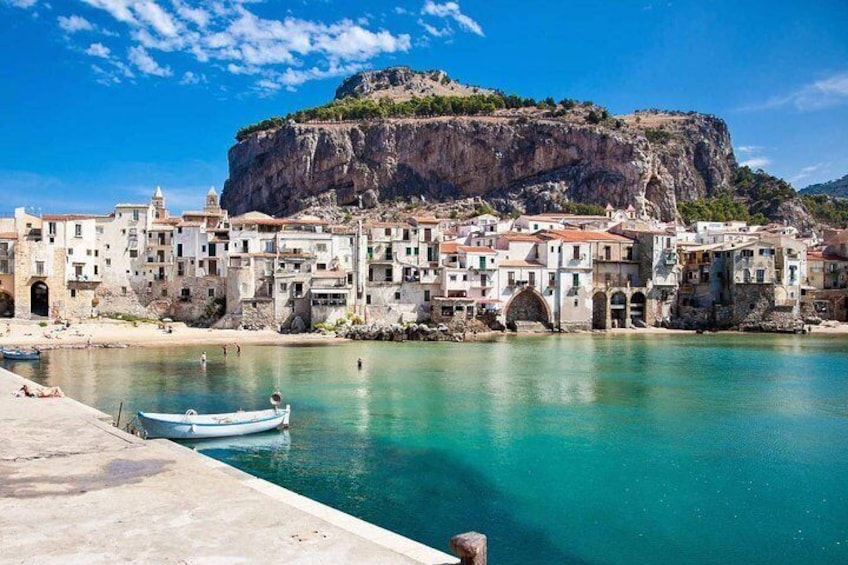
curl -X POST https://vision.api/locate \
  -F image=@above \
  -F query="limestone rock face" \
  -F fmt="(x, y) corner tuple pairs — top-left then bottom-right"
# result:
(222, 111), (736, 222)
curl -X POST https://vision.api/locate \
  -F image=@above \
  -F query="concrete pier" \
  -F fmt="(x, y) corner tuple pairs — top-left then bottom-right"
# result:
(0, 367), (458, 564)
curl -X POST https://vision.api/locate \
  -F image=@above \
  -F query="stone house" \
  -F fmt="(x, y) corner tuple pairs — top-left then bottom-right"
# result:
(364, 217), (443, 324)
(432, 243), (499, 323)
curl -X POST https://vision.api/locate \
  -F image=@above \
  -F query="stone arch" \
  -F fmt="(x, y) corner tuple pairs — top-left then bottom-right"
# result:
(774, 287), (788, 306)
(630, 291), (646, 325)
(0, 290), (13, 318)
(31, 282), (49, 317)
(505, 288), (551, 329)
(592, 292), (607, 329)
(610, 291), (627, 328)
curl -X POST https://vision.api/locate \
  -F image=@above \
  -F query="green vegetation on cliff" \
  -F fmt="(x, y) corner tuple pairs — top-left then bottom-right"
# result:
(235, 93), (605, 141)
(799, 173), (848, 198)
(799, 194), (848, 226)
(677, 194), (768, 225)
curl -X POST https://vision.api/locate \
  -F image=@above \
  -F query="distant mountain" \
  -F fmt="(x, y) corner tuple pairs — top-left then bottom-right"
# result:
(799, 174), (848, 197)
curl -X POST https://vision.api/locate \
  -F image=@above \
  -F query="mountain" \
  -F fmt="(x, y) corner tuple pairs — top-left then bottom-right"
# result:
(799, 174), (848, 198)
(221, 67), (809, 227)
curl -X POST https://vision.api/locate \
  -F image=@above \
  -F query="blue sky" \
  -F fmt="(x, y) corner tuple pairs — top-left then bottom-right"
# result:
(0, 0), (846, 215)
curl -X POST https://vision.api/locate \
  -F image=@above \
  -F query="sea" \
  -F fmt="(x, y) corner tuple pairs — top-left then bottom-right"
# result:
(9, 333), (848, 564)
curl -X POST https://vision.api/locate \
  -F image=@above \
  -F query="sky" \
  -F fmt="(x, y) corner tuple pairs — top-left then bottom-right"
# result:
(0, 0), (846, 216)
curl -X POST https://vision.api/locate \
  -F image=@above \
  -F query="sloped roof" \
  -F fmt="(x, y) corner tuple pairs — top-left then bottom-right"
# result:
(458, 245), (497, 254)
(499, 259), (544, 267)
(544, 229), (632, 243)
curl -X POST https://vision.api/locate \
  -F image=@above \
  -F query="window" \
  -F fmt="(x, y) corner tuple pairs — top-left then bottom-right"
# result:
(756, 269), (765, 283)
(0, 260), (8, 274)
(70, 289), (76, 298)
(105, 259), (111, 267)
(87, 249), (92, 256)
(508, 271), (515, 286)
(129, 250), (138, 258)
(181, 288), (190, 298)
(75, 224), (82, 238)
(384, 267), (392, 282)
(572, 273), (579, 287)
(528, 272), (536, 286)
(202, 245), (207, 253)
(208, 288), (215, 298)
(549, 272), (556, 287)
(280, 282), (288, 292)
(177, 262), (185, 277)
(317, 263), (326, 270)
(347, 273), (353, 285)
(366, 294), (372, 305)
(94, 266), (98, 276)
(450, 274), (457, 282)
(573, 246), (580, 260)
(384, 228), (391, 237)
(316, 243), (327, 252)
(424, 290), (430, 302)
(132, 210), (139, 221)
(121, 286), (127, 296)
(293, 283), (303, 297)
(177, 244), (183, 257)
(68, 249), (74, 255)
(161, 289), (168, 297)
(48, 222), (56, 235)
(462, 274), (468, 281)
(35, 261), (45, 276)
(406, 247), (413, 255)
(394, 291), (401, 300)
(604, 246), (611, 260)
(625, 247), (633, 261)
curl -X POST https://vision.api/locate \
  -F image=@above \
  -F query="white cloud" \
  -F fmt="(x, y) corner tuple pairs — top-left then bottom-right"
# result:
(128, 45), (172, 77)
(172, 0), (210, 29)
(740, 157), (772, 169)
(421, 1), (483, 37)
(179, 71), (206, 85)
(742, 71), (848, 112)
(736, 145), (763, 155)
(790, 162), (831, 185)
(132, 1), (179, 38)
(80, 0), (137, 24)
(35, 0), (415, 93)
(85, 42), (111, 58)
(3, 0), (38, 8)
(58, 14), (94, 33)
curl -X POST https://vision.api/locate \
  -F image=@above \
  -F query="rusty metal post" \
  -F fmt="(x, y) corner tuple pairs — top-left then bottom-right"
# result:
(450, 531), (487, 565)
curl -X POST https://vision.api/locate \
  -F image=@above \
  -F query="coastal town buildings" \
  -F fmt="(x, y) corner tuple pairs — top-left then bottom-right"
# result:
(0, 188), (839, 331)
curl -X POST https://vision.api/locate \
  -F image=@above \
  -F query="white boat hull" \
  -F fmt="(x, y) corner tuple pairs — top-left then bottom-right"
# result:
(137, 405), (290, 440)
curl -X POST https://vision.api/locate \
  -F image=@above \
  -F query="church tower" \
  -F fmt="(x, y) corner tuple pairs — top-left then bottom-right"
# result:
(204, 186), (221, 213)
(151, 186), (167, 220)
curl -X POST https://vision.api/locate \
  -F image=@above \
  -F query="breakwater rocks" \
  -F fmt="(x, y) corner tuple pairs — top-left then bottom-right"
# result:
(335, 320), (495, 342)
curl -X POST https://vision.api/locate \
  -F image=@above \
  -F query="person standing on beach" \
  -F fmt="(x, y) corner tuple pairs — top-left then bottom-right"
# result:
(235, 343), (241, 356)
(222, 344), (228, 356)
(201, 352), (207, 364)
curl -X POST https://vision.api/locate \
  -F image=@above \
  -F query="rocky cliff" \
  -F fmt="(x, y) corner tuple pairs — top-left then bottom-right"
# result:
(222, 70), (738, 221)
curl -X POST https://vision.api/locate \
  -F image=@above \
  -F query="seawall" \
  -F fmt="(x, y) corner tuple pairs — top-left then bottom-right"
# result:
(0, 367), (458, 564)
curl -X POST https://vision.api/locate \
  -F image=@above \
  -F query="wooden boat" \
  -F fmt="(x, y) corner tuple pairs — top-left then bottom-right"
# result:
(137, 404), (290, 440)
(1, 348), (41, 361)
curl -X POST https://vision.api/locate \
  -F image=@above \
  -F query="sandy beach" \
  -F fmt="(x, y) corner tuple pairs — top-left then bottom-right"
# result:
(0, 318), (340, 350)
(0, 318), (844, 351)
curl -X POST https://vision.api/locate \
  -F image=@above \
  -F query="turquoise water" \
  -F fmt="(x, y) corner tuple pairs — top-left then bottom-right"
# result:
(12, 334), (848, 564)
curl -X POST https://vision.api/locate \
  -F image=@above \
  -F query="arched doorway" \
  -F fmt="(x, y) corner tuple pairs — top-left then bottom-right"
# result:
(0, 291), (13, 318)
(505, 288), (550, 329)
(610, 291), (627, 328)
(630, 292), (646, 325)
(592, 292), (607, 329)
(31, 282), (49, 317)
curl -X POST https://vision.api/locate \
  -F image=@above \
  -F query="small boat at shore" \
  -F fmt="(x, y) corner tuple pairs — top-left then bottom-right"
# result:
(1, 348), (41, 361)
(137, 392), (290, 440)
